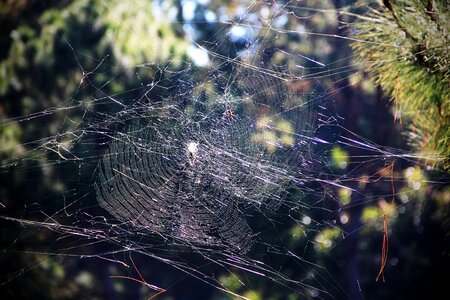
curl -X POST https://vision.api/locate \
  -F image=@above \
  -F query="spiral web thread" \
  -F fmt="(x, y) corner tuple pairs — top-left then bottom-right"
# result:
(95, 71), (316, 254)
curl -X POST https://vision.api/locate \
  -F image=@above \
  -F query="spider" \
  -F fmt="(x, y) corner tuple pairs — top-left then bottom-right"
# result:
(187, 141), (198, 165)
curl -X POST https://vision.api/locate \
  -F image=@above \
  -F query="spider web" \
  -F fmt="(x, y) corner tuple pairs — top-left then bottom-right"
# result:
(0, 1), (447, 299)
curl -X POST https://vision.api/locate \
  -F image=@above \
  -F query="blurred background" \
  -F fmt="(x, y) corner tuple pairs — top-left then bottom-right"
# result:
(0, 0), (449, 299)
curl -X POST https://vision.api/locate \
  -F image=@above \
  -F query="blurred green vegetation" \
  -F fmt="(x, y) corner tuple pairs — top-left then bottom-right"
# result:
(352, 0), (449, 169)
(0, 1), (449, 300)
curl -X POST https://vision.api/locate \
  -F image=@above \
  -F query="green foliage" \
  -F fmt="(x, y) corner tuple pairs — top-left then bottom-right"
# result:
(352, 0), (450, 169)
(330, 145), (349, 170)
(314, 228), (341, 253)
(0, 0), (188, 161)
(0, 1), (190, 298)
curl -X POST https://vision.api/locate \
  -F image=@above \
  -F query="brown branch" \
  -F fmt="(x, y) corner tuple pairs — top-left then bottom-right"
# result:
(382, 0), (419, 43)
(426, 0), (437, 22)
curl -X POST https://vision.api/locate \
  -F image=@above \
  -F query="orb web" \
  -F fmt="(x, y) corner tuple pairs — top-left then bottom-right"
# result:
(1, 1), (447, 299)
(95, 72), (316, 254)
